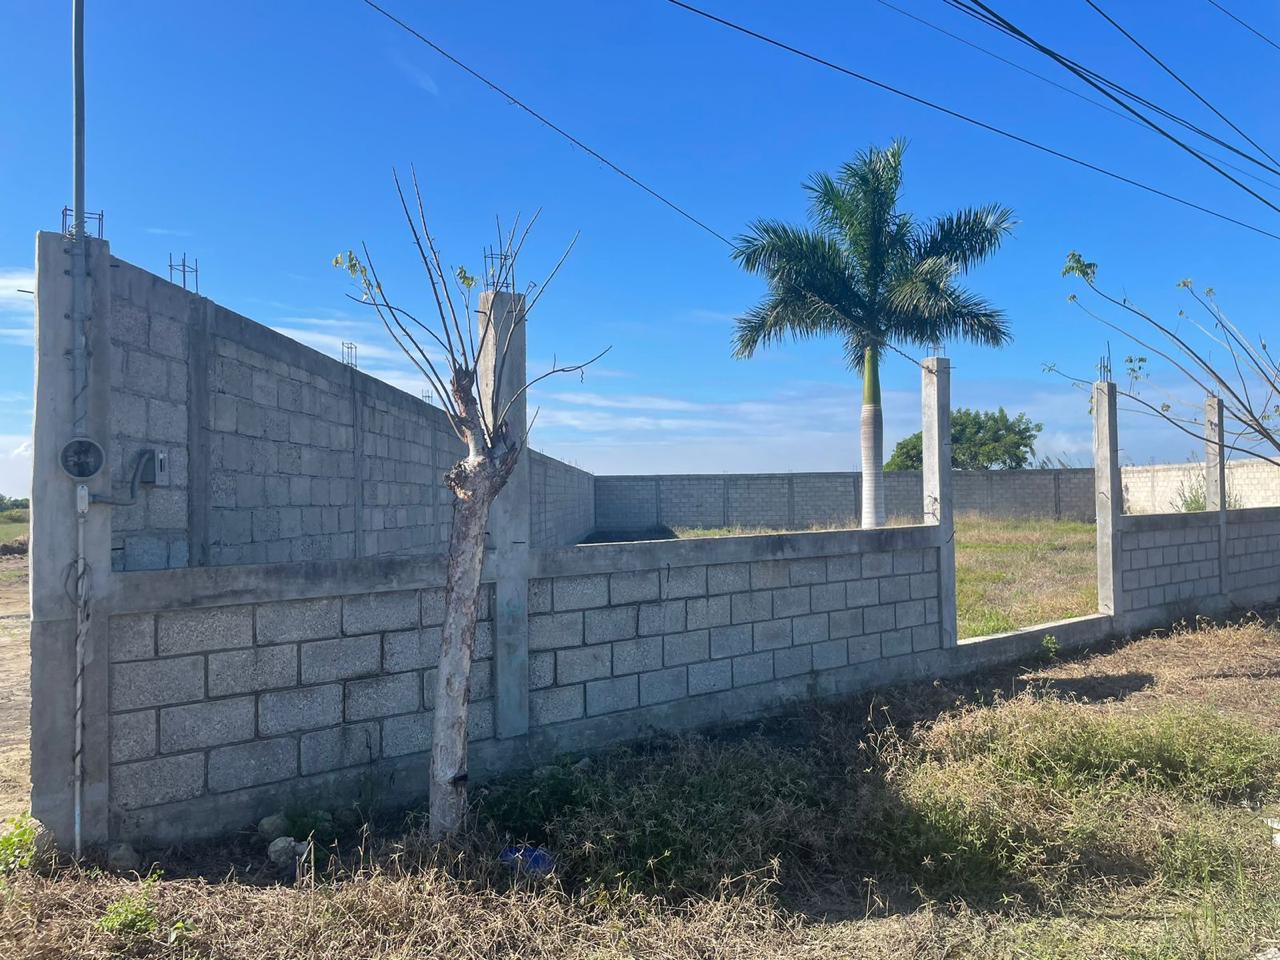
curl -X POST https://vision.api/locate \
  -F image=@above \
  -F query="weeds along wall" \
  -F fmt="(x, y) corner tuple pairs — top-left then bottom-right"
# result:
(99, 247), (593, 571)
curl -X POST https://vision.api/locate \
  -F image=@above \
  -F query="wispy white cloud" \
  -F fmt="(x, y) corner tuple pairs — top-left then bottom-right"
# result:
(391, 51), (439, 96)
(143, 226), (192, 238)
(0, 434), (32, 498)
(269, 324), (411, 366)
(543, 391), (704, 412)
(0, 327), (33, 347)
(0, 269), (36, 310)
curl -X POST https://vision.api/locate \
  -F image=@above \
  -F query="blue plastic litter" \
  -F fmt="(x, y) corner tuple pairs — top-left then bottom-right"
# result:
(500, 844), (555, 876)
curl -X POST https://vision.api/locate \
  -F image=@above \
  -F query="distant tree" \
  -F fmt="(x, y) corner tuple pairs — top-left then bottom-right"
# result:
(885, 407), (1043, 471)
(731, 140), (1015, 527)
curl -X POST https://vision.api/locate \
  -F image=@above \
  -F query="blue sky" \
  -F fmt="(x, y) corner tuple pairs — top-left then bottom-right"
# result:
(2, 0), (1278, 497)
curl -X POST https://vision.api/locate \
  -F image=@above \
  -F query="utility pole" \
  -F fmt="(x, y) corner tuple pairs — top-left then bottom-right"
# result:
(69, 0), (89, 861)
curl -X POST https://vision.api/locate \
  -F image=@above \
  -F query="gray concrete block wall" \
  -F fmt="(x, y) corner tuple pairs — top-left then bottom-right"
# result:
(86, 498), (1280, 848)
(1116, 512), (1222, 617)
(107, 261), (193, 570)
(106, 574), (495, 836)
(594, 468), (1096, 533)
(526, 529), (942, 736)
(1224, 507), (1280, 598)
(205, 325), (360, 565)
(1124, 460), (1280, 514)
(529, 451), (595, 547)
(358, 388), (460, 558)
(99, 252), (600, 568)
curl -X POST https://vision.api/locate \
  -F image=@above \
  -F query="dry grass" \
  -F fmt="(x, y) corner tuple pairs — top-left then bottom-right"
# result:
(2, 614), (1279, 958)
(953, 513), (1097, 637)
(0, 559), (28, 819)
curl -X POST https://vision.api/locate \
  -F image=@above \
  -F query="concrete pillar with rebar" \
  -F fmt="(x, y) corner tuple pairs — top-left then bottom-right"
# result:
(1205, 395), (1228, 596)
(922, 357), (957, 647)
(1093, 381), (1123, 617)
(478, 290), (531, 739)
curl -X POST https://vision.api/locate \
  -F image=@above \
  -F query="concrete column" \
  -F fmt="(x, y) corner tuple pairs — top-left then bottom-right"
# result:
(478, 290), (530, 739)
(1205, 395), (1228, 596)
(921, 358), (957, 647)
(1205, 395), (1226, 510)
(30, 232), (114, 847)
(1093, 381), (1123, 617)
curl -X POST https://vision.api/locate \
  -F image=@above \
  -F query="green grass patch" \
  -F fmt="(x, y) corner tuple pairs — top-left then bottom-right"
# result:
(864, 699), (1279, 900)
(478, 695), (1279, 910)
(482, 734), (833, 895)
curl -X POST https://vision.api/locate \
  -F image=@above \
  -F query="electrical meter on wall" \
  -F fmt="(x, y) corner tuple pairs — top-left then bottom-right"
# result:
(59, 437), (104, 481)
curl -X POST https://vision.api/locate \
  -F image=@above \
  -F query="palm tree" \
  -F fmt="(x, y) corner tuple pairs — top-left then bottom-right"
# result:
(732, 140), (1015, 528)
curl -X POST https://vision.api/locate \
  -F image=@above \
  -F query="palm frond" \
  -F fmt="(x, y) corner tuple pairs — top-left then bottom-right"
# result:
(913, 203), (1016, 272)
(732, 295), (849, 358)
(731, 221), (870, 357)
(888, 276), (1011, 348)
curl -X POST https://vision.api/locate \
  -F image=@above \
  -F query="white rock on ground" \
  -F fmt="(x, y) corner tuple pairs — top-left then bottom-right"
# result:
(106, 842), (141, 872)
(258, 813), (291, 842)
(266, 836), (306, 867)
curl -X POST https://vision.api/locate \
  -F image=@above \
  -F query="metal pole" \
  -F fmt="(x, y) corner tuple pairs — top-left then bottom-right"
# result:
(70, 0), (88, 859)
(73, 0), (85, 238)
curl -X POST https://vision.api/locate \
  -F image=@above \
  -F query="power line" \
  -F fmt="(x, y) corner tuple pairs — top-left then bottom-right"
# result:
(944, 0), (1280, 214)
(1206, 0), (1280, 53)
(1081, 0), (1279, 168)
(870, 0), (1280, 192)
(357, 0), (930, 369)
(664, 0), (1280, 241)
(946, 0), (1280, 179)
(357, 0), (730, 246)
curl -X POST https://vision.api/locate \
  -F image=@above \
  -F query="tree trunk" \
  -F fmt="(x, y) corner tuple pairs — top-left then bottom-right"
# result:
(860, 344), (886, 528)
(429, 465), (495, 839)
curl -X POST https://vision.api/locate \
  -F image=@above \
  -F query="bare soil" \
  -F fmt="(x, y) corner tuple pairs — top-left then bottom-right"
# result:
(0, 556), (28, 821)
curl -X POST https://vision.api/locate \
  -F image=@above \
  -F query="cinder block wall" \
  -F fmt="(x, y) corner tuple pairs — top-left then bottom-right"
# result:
(1122, 460), (1280, 514)
(528, 451), (594, 548)
(98, 525), (947, 844)
(100, 251), (593, 569)
(102, 557), (495, 841)
(593, 468), (1097, 532)
(1114, 505), (1280, 630)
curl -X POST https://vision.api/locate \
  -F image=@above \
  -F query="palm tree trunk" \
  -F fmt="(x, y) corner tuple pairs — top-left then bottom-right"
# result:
(860, 344), (886, 528)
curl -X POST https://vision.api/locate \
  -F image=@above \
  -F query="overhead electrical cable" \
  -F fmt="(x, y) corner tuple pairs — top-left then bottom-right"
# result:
(357, 0), (1280, 244)
(1081, 0), (1278, 168)
(945, 0), (1280, 179)
(1205, 0), (1280, 53)
(870, 0), (1280, 192)
(357, 0), (731, 245)
(942, 0), (1280, 213)
(662, 0), (1280, 241)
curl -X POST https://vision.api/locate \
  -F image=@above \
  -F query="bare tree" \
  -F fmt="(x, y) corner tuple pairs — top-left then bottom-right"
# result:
(336, 171), (606, 838)
(1055, 251), (1280, 467)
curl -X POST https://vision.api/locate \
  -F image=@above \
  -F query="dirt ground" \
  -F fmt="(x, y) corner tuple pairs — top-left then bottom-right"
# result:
(0, 556), (29, 821)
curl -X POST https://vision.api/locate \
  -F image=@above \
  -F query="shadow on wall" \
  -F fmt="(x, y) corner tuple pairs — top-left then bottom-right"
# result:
(583, 526), (678, 544)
